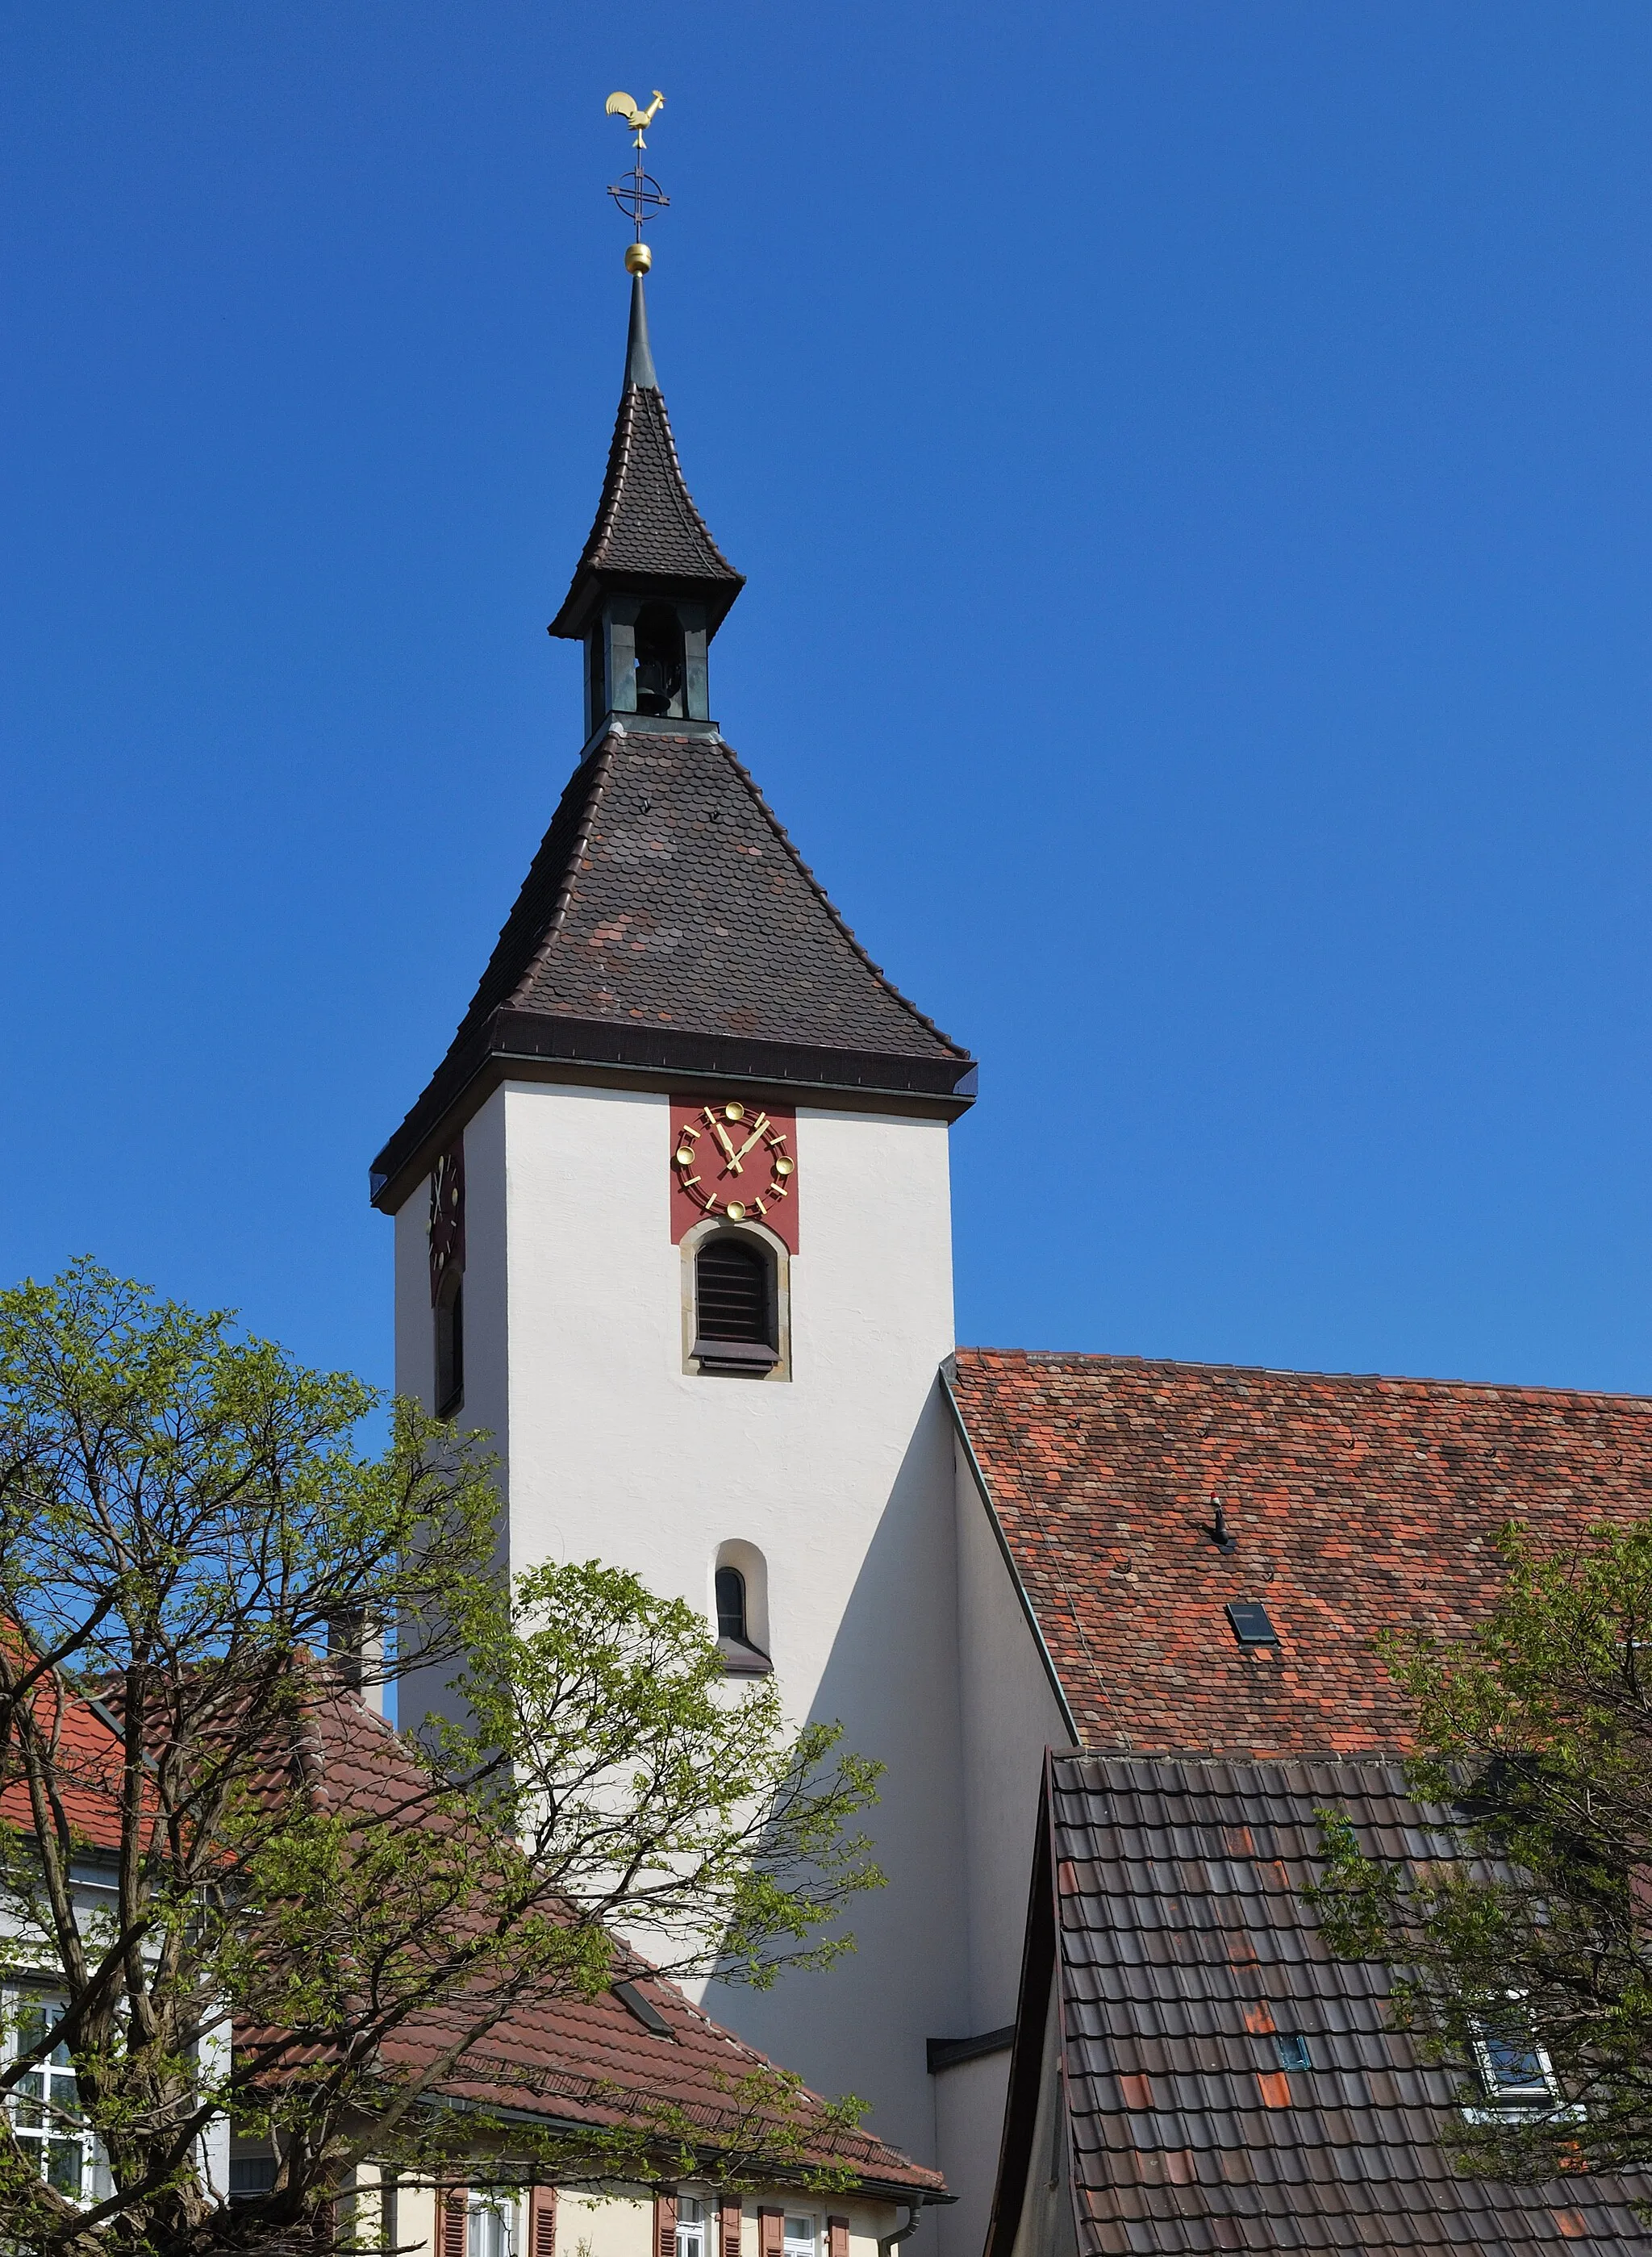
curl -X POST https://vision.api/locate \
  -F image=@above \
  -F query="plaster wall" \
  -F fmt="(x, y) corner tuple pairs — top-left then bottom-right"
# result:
(933, 2047), (1018, 2257)
(931, 1437), (1070, 2257)
(953, 1441), (1070, 2034)
(390, 1079), (970, 2195)
(395, 1089), (511, 1733)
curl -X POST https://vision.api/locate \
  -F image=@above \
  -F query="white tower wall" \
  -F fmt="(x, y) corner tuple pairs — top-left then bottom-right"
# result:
(390, 1075), (971, 2205)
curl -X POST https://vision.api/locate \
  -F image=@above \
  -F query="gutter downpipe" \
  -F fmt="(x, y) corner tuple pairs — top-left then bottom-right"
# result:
(878, 2206), (923, 2257)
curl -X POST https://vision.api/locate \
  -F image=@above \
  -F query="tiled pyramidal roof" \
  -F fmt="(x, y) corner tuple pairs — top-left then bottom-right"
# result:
(371, 726), (973, 1200)
(548, 275), (745, 637)
(371, 273), (973, 1204)
(1007, 1752), (1646, 2253)
(948, 1350), (1652, 1756)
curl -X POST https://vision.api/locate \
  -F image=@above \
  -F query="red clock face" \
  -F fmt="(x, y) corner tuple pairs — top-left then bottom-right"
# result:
(428, 1142), (465, 1305)
(669, 1096), (799, 1251)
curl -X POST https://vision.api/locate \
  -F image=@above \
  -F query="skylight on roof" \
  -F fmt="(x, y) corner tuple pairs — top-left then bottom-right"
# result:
(1226, 1600), (1279, 1649)
(611, 1979), (674, 2038)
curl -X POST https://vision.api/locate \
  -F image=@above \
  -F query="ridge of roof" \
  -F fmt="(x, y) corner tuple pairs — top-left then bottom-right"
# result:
(369, 728), (974, 1203)
(954, 1343), (1652, 1408)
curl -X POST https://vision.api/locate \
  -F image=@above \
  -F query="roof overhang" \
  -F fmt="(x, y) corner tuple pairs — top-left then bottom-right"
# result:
(370, 1008), (979, 1213)
(548, 566), (747, 644)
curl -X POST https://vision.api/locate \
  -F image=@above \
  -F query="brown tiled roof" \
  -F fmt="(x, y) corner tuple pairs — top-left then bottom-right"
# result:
(548, 278), (744, 640)
(987, 1751), (1645, 2255)
(370, 728), (974, 1203)
(261, 1687), (941, 2196)
(948, 1350), (1652, 1757)
(0, 1674), (125, 1852)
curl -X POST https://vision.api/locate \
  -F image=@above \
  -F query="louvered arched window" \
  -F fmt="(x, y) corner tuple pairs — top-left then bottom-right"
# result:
(693, 1233), (777, 1373)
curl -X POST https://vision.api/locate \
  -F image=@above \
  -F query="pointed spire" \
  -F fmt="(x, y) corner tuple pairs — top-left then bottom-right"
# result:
(624, 272), (657, 392)
(548, 261), (743, 642)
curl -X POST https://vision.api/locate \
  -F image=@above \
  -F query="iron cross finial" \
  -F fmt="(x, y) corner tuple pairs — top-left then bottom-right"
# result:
(605, 90), (670, 248)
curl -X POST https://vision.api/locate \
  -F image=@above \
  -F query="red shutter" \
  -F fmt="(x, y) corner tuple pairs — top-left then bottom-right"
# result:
(828, 2218), (849, 2257)
(758, 2209), (784, 2257)
(525, 2188), (557, 2257)
(720, 2198), (743, 2257)
(440, 2188), (469, 2257)
(656, 2192), (678, 2257)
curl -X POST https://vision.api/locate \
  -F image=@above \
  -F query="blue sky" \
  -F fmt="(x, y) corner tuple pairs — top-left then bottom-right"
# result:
(3, 3), (1650, 1396)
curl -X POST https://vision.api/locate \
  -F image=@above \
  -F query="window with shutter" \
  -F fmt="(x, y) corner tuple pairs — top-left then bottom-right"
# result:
(720, 2197), (744, 2257)
(441, 2188), (469, 2257)
(758, 2209), (784, 2257)
(693, 1235), (777, 1371)
(656, 2190), (678, 2257)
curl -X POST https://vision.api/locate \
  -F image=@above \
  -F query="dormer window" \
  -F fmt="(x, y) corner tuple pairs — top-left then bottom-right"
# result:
(694, 1233), (778, 1374)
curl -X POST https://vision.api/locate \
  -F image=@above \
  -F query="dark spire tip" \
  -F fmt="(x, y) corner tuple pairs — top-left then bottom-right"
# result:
(625, 272), (658, 392)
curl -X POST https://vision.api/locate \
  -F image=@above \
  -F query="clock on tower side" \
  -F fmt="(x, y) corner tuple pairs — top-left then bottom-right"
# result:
(372, 252), (979, 2213)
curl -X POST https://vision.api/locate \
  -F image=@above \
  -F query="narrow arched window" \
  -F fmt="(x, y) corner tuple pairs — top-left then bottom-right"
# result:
(715, 1567), (747, 1644)
(694, 1233), (777, 1373)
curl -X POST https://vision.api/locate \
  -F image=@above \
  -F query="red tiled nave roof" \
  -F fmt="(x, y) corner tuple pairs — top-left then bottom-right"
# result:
(949, 1348), (1652, 1757)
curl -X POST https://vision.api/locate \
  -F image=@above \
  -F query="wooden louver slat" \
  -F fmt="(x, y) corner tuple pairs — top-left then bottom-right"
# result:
(695, 1237), (773, 1345)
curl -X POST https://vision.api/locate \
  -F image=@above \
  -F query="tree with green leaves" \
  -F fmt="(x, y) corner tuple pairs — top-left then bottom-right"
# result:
(0, 1260), (882, 2257)
(1308, 1514), (1652, 2180)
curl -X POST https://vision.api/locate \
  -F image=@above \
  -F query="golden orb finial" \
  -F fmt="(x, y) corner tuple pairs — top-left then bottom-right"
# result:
(624, 241), (653, 276)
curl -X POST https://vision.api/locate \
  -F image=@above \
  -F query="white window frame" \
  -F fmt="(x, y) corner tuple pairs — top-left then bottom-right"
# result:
(677, 2195), (709, 2257)
(1461, 1999), (1584, 2126)
(2, 1985), (106, 2205)
(782, 2215), (817, 2257)
(467, 2193), (515, 2257)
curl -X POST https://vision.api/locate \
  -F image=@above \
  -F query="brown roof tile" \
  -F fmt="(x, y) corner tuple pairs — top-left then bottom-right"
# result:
(1023, 1753), (1648, 2253)
(949, 1350), (1652, 1757)
(261, 1687), (941, 2195)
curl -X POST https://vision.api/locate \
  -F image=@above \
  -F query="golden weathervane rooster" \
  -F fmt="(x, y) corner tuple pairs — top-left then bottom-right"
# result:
(605, 90), (665, 148)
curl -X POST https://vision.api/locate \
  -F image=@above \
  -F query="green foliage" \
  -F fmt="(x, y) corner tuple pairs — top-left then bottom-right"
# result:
(0, 1263), (884, 2256)
(1306, 1513), (1652, 2180)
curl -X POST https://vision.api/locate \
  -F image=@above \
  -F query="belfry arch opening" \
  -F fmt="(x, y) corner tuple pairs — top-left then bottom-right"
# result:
(633, 602), (686, 717)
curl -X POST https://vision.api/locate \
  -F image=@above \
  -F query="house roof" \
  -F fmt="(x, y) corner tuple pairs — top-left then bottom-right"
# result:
(369, 728), (975, 1207)
(947, 1350), (1652, 1757)
(987, 1750), (1645, 2257)
(548, 274), (745, 640)
(0, 1678), (125, 1853)
(267, 1684), (944, 2198)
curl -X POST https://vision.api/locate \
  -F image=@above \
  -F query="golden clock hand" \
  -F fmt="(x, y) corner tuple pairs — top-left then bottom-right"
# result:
(709, 1117), (741, 1171)
(729, 1112), (772, 1165)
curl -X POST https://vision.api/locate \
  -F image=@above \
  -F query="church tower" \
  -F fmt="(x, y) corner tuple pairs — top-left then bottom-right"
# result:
(369, 241), (978, 2212)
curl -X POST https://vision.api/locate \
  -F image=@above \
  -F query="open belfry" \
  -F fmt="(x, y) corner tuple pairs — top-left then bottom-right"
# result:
(370, 97), (1652, 2257)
